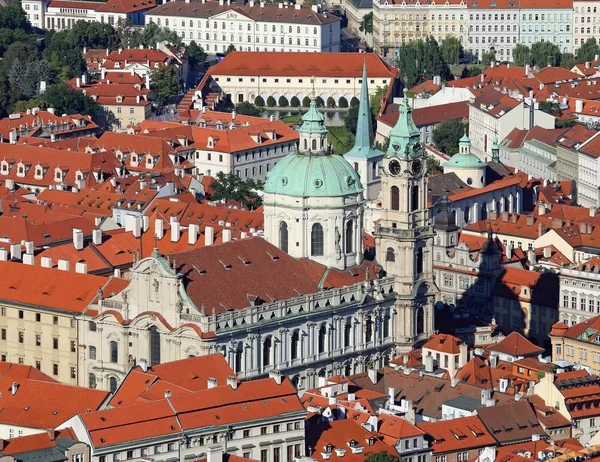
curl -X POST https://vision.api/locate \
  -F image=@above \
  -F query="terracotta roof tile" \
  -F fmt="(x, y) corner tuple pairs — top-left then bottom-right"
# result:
(418, 416), (496, 454)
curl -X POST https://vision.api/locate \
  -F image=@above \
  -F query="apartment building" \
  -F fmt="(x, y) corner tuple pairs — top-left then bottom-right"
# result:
(573, 0), (599, 53)
(204, 51), (397, 105)
(0, 261), (128, 385)
(372, 0), (467, 57)
(145, 0), (340, 53)
(519, 0), (573, 54)
(467, 0), (519, 62)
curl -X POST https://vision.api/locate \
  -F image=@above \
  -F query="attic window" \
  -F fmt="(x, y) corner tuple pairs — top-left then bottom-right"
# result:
(100, 438), (105, 443)
(101, 417), (106, 421)
(52, 410), (58, 415)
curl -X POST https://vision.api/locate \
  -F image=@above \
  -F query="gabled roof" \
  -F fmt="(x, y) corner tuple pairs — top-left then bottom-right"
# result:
(418, 416), (496, 454)
(422, 333), (463, 355)
(477, 401), (542, 445)
(488, 331), (545, 358)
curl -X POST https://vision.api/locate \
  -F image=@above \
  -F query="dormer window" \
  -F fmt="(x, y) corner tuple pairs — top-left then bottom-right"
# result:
(35, 166), (43, 179)
(1, 162), (7, 174)
(116, 95), (123, 103)
(146, 155), (153, 168)
(207, 136), (215, 148)
(54, 170), (62, 182)
(131, 154), (138, 165)
(17, 163), (24, 177)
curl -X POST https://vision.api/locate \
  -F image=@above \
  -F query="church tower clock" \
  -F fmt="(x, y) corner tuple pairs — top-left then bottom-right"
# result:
(374, 89), (438, 350)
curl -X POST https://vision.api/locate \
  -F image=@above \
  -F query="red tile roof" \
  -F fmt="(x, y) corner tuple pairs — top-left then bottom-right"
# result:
(0, 428), (77, 455)
(471, 87), (521, 118)
(418, 416), (496, 454)
(96, 0), (156, 13)
(488, 331), (545, 358)
(378, 101), (468, 129)
(423, 333), (463, 354)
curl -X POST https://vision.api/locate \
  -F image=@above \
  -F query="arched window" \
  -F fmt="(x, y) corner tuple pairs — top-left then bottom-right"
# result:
(149, 326), (160, 366)
(318, 325), (326, 354)
(365, 317), (373, 343)
(416, 307), (425, 335)
(311, 223), (324, 256)
(386, 247), (395, 262)
(411, 185), (419, 212)
(89, 346), (96, 360)
(344, 320), (352, 348)
(345, 220), (353, 253)
(263, 337), (272, 367)
(109, 376), (118, 393)
(279, 221), (288, 253)
(416, 247), (424, 275)
(89, 373), (97, 389)
(304, 139), (307, 150)
(235, 344), (243, 373)
(391, 186), (400, 210)
(109, 341), (118, 363)
(291, 330), (300, 360)
(312, 139), (317, 151)
(384, 314), (391, 338)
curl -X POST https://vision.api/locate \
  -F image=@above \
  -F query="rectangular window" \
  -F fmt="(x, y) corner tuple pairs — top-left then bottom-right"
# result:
(261, 427), (267, 435)
(1, 329), (5, 341)
(53, 364), (58, 376)
(36, 313), (41, 322)
(273, 448), (280, 462)
(53, 316), (58, 325)
(18, 332), (23, 343)
(261, 450), (268, 462)
(71, 367), (76, 379)
(1, 308), (5, 316)
(71, 341), (76, 352)
(53, 338), (59, 349)
(18, 310), (23, 319)
(36, 334), (41, 346)
(35, 361), (41, 370)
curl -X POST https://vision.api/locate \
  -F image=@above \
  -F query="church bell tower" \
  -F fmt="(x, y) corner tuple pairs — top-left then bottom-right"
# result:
(374, 89), (437, 351)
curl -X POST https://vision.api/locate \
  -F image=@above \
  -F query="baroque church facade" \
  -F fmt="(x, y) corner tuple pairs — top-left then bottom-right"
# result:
(77, 64), (438, 392)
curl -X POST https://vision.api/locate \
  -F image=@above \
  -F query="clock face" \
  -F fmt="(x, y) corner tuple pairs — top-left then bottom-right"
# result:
(389, 159), (401, 176)
(412, 159), (423, 175)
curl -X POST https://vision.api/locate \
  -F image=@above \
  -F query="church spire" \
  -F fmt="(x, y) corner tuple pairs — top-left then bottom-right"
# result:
(345, 57), (383, 160)
(386, 88), (422, 159)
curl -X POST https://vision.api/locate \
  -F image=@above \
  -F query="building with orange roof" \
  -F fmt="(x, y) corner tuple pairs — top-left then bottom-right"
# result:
(550, 315), (600, 377)
(533, 367), (600, 444)
(60, 367), (306, 462)
(0, 362), (107, 439)
(422, 333), (468, 378)
(558, 253), (600, 326)
(0, 260), (128, 385)
(78, 236), (395, 391)
(202, 51), (396, 106)
(0, 427), (90, 461)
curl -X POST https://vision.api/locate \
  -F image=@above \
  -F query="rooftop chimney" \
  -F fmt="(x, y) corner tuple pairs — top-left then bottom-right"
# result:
(92, 229), (102, 245)
(11, 382), (18, 395)
(24, 241), (34, 255)
(543, 247), (552, 258)
(58, 259), (70, 271)
(0, 249), (7, 262)
(171, 219), (181, 242)
(227, 376), (238, 389)
(155, 219), (164, 240)
(207, 445), (224, 462)
(269, 370), (283, 385)
(75, 261), (88, 274)
(188, 223), (199, 245)
(10, 243), (21, 261)
(205, 226), (214, 245)
(506, 243), (513, 260)
(367, 368), (378, 384)
(41, 256), (52, 268)
(423, 354), (434, 373)
(222, 228), (231, 243)
(139, 359), (148, 372)
(23, 253), (34, 265)
(73, 228), (84, 250)
(527, 248), (536, 266)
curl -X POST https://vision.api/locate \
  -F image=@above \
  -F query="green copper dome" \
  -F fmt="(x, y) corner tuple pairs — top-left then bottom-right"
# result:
(386, 89), (424, 159)
(298, 99), (328, 135)
(443, 152), (487, 169)
(264, 152), (363, 197)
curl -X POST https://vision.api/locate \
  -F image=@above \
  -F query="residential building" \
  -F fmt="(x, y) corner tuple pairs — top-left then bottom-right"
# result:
(421, 333), (468, 378)
(378, 416), (432, 462)
(202, 51), (397, 105)
(519, 0), (573, 54)
(468, 87), (555, 162)
(499, 126), (570, 182)
(144, 1), (340, 53)
(467, 0), (520, 62)
(550, 317), (600, 373)
(0, 261), (128, 385)
(418, 416), (497, 462)
(61, 356), (307, 462)
(573, 0), (600, 53)
(371, 0), (467, 58)
(487, 331), (545, 362)
(559, 258), (600, 326)
(0, 362), (107, 439)
(342, 0), (374, 44)
(476, 401), (545, 445)
(534, 369), (600, 444)
(0, 428), (90, 462)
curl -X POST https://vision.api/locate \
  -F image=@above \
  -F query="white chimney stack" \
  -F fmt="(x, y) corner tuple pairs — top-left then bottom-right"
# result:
(222, 229), (231, 243)
(23, 253), (34, 265)
(92, 229), (102, 245)
(41, 256), (52, 268)
(10, 244), (21, 261)
(155, 219), (164, 240)
(205, 226), (214, 245)
(58, 259), (70, 271)
(171, 219), (181, 242)
(24, 241), (34, 254)
(0, 248), (7, 262)
(73, 228), (84, 250)
(188, 223), (199, 245)
(75, 261), (88, 274)
(114, 268), (121, 278)
(142, 215), (149, 232)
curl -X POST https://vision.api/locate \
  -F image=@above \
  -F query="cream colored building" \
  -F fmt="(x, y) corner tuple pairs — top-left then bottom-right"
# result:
(574, 0), (600, 54)
(372, 0), (467, 57)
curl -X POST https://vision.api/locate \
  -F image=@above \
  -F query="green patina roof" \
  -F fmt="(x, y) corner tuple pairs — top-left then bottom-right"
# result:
(459, 132), (471, 145)
(298, 98), (328, 135)
(345, 59), (383, 161)
(386, 89), (424, 159)
(443, 152), (487, 169)
(264, 152), (363, 197)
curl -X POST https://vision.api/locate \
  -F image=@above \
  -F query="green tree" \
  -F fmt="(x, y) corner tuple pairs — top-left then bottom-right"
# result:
(235, 101), (262, 117)
(481, 48), (496, 66)
(396, 37), (451, 88)
(426, 155), (442, 174)
(224, 44), (236, 56)
(577, 38), (600, 63)
(440, 36), (464, 65)
(530, 41), (561, 67)
(40, 82), (101, 116)
(187, 41), (207, 72)
(290, 96), (300, 107)
(513, 44), (531, 66)
(70, 20), (120, 50)
(278, 95), (288, 107)
(561, 53), (576, 70)
(432, 119), (465, 155)
(338, 96), (348, 108)
(344, 104), (360, 134)
(9, 59), (52, 98)
(0, 1), (31, 32)
(316, 96), (324, 107)
(150, 65), (181, 106)
(266, 95), (276, 107)
(370, 85), (388, 117)
(359, 12), (373, 34)
(254, 95), (265, 107)
(302, 96), (311, 107)
(363, 452), (399, 462)
(209, 171), (263, 210)
(326, 96), (336, 108)
(350, 96), (359, 107)
(42, 31), (86, 80)
(460, 65), (484, 78)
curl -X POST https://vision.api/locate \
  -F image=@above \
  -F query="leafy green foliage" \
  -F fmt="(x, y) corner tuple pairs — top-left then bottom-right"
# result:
(224, 44), (236, 56)
(344, 104), (359, 134)
(209, 172), (263, 210)
(481, 49), (496, 66)
(326, 96), (335, 108)
(150, 65), (181, 106)
(316, 96), (324, 107)
(116, 19), (181, 48)
(187, 41), (207, 72)
(338, 96), (348, 108)
(359, 12), (373, 33)
(426, 155), (442, 174)
(266, 95), (276, 107)
(432, 119), (465, 155)
(396, 37), (451, 88)
(302, 96), (311, 107)
(290, 96), (300, 107)
(70, 20), (120, 50)
(9, 59), (52, 98)
(440, 36), (464, 65)
(460, 65), (484, 78)
(254, 95), (265, 107)
(371, 85), (387, 117)
(576, 38), (600, 63)
(350, 96), (359, 107)
(363, 451), (399, 462)
(513, 44), (531, 66)
(235, 101), (263, 117)
(530, 41), (561, 67)
(278, 95), (288, 107)
(39, 82), (101, 116)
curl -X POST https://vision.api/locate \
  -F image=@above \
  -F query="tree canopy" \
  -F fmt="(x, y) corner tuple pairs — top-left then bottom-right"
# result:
(209, 172), (263, 209)
(577, 38), (600, 63)
(150, 65), (181, 106)
(530, 41), (562, 67)
(363, 452), (399, 462)
(440, 37), (464, 65)
(235, 101), (263, 117)
(188, 41), (207, 72)
(432, 119), (465, 155)
(39, 82), (102, 116)
(396, 37), (451, 88)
